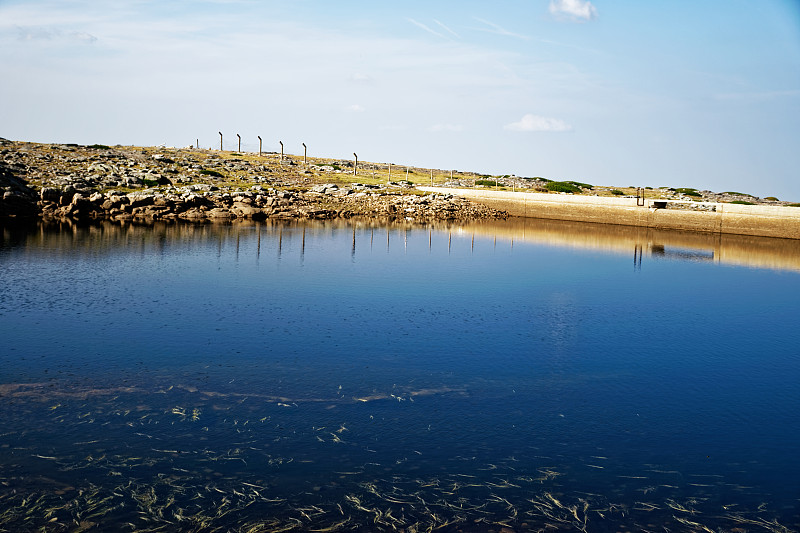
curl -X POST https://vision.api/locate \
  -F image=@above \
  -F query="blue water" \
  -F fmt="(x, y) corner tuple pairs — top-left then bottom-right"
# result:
(1, 219), (799, 531)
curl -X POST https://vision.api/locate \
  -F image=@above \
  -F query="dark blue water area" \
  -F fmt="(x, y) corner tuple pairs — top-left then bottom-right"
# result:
(1, 220), (799, 531)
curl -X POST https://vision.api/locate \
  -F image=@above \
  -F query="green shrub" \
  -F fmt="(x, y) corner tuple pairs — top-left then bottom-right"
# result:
(142, 178), (159, 188)
(476, 179), (501, 187)
(88, 144), (110, 150)
(787, 203), (800, 207)
(200, 169), (224, 178)
(723, 191), (753, 197)
(545, 181), (581, 193)
(764, 196), (779, 201)
(730, 200), (756, 205)
(566, 181), (592, 189)
(610, 189), (624, 195)
(675, 188), (701, 197)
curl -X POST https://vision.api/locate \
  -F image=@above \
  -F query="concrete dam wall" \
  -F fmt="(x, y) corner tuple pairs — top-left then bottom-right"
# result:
(419, 187), (800, 240)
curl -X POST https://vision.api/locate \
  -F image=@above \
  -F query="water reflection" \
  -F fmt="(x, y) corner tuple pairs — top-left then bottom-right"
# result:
(459, 218), (800, 273)
(3, 217), (799, 273)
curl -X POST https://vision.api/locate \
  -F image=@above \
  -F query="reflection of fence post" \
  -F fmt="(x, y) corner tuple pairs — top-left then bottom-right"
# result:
(237, 134), (241, 153)
(258, 136), (262, 156)
(219, 132), (223, 151)
(303, 143), (307, 164)
(353, 153), (358, 176)
(279, 141), (284, 163)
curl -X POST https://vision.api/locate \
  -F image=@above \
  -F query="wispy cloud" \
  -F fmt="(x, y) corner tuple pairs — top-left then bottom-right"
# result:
(472, 17), (528, 39)
(14, 25), (98, 43)
(407, 18), (445, 39)
(505, 114), (572, 132)
(713, 90), (800, 102)
(433, 19), (459, 38)
(549, 0), (598, 22)
(429, 123), (463, 132)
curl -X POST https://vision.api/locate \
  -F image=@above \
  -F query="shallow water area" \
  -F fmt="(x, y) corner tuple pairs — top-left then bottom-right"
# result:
(1, 218), (799, 532)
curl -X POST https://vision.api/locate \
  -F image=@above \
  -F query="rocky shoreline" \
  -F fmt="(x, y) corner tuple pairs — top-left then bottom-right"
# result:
(0, 139), (506, 224)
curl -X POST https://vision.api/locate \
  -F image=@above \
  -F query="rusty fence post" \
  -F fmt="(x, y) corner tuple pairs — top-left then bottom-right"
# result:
(219, 132), (223, 151)
(303, 143), (307, 164)
(279, 141), (284, 163)
(353, 153), (358, 176)
(258, 136), (262, 156)
(237, 134), (241, 153)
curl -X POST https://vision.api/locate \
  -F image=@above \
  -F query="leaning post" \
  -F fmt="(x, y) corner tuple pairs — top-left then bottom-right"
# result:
(279, 141), (284, 163)
(303, 143), (307, 165)
(237, 134), (241, 153)
(258, 136), (262, 156)
(353, 153), (358, 176)
(219, 132), (223, 151)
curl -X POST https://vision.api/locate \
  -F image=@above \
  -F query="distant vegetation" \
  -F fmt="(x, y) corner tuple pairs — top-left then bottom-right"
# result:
(723, 191), (754, 197)
(88, 144), (110, 150)
(730, 200), (756, 205)
(475, 179), (502, 187)
(764, 197), (779, 201)
(787, 204), (800, 207)
(675, 188), (702, 197)
(611, 189), (624, 195)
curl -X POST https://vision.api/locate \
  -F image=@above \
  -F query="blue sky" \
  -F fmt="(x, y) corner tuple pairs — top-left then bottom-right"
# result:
(1, 0), (799, 199)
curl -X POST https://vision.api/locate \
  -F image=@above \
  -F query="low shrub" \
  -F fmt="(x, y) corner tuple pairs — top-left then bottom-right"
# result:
(88, 144), (110, 150)
(545, 181), (581, 193)
(611, 189), (624, 195)
(476, 179), (501, 187)
(200, 169), (224, 178)
(764, 196), (779, 201)
(787, 203), (800, 207)
(142, 178), (160, 188)
(730, 200), (756, 205)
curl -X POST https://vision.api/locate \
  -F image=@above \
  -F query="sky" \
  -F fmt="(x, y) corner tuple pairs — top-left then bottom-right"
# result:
(1, 0), (799, 200)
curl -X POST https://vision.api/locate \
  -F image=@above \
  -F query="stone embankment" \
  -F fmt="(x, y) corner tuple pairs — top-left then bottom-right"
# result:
(421, 187), (800, 240)
(0, 140), (505, 224)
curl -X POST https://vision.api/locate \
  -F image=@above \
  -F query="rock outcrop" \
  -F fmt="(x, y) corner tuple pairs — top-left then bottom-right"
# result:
(0, 141), (506, 224)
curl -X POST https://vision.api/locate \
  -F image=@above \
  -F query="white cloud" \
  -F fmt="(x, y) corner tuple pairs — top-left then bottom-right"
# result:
(549, 0), (598, 22)
(346, 104), (366, 112)
(505, 114), (572, 132)
(429, 124), (463, 132)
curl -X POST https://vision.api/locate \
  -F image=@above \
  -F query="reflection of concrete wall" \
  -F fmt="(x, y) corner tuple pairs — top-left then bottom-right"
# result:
(420, 188), (800, 240)
(457, 218), (800, 273)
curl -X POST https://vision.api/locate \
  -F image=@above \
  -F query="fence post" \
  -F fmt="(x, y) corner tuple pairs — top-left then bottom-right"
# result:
(237, 134), (241, 153)
(258, 136), (262, 156)
(279, 141), (284, 163)
(303, 143), (307, 164)
(218, 132), (223, 151)
(353, 153), (358, 176)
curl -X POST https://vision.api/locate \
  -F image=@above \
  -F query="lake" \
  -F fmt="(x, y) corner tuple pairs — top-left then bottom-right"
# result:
(1, 218), (799, 532)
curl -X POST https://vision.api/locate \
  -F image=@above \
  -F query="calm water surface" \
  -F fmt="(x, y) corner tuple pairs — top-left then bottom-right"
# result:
(1, 219), (799, 532)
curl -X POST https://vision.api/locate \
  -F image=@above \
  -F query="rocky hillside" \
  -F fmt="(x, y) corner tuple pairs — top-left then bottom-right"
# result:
(0, 139), (505, 223)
